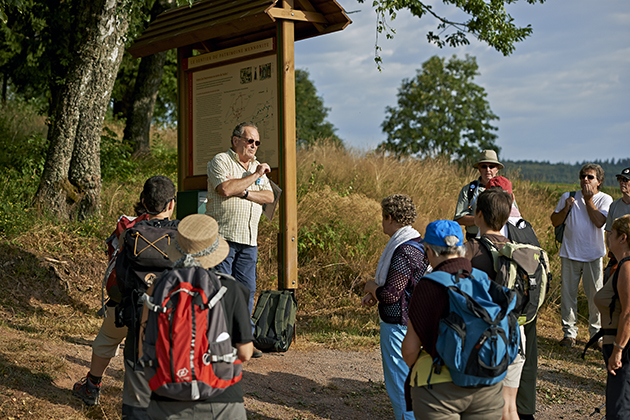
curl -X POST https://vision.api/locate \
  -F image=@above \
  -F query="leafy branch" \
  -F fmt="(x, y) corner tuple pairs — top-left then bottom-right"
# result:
(358, 0), (546, 69)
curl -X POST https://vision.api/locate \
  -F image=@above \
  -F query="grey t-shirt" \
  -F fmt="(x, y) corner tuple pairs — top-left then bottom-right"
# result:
(605, 197), (630, 231)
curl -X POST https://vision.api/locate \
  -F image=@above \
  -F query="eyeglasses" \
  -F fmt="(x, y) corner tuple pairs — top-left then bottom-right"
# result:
(480, 164), (497, 169)
(580, 174), (596, 180)
(618, 177), (630, 183)
(240, 136), (261, 147)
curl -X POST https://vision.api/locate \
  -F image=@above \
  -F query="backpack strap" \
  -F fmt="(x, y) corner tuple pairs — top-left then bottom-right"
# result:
(273, 292), (292, 349)
(609, 257), (630, 323)
(581, 328), (618, 359)
(563, 191), (577, 222)
(477, 236), (507, 279)
(580, 257), (630, 358)
(252, 292), (273, 338)
(466, 180), (480, 210)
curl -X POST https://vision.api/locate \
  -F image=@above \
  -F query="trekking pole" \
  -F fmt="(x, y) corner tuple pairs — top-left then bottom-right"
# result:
(589, 402), (605, 418)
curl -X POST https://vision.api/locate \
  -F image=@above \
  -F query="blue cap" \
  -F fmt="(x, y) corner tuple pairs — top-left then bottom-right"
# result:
(423, 220), (464, 247)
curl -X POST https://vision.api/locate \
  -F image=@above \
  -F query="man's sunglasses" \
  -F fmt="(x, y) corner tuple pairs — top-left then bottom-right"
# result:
(240, 136), (261, 147)
(618, 176), (630, 183)
(480, 164), (497, 169)
(580, 174), (596, 180)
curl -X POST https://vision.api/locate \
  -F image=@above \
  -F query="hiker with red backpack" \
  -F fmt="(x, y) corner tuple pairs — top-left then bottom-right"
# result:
(139, 214), (253, 419)
(72, 189), (150, 406)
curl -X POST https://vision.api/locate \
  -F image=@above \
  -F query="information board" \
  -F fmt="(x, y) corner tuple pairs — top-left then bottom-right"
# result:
(188, 48), (279, 176)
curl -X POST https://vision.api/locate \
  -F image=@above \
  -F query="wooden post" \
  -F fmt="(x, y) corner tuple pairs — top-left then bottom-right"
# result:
(277, 0), (298, 290)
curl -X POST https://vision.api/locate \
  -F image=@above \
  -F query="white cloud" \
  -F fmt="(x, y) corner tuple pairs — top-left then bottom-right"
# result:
(295, 0), (630, 162)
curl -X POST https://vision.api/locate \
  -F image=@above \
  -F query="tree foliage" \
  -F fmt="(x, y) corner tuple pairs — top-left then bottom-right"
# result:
(358, 0), (546, 66)
(295, 69), (343, 148)
(379, 55), (499, 163)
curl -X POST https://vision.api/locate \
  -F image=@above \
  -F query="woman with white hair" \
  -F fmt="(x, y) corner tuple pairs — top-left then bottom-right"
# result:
(362, 194), (430, 420)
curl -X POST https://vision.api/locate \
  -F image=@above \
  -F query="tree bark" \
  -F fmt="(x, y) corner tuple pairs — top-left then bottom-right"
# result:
(34, 0), (129, 220)
(123, 50), (167, 155)
(123, 0), (169, 155)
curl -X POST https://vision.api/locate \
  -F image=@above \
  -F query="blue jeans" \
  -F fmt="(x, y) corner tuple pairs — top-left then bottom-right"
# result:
(214, 241), (257, 322)
(381, 321), (414, 420)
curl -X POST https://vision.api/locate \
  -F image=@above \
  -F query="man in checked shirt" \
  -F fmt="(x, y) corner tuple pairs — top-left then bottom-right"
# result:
(206, 122), (274, 358)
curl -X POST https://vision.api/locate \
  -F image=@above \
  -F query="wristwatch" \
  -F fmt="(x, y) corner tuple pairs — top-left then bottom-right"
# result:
(242, 190), (249, 199)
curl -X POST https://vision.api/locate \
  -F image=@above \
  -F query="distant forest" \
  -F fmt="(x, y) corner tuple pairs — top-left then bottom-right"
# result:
(503, 158), (630, 187)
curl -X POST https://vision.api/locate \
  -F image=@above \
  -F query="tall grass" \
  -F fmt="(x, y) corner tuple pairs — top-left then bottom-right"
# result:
(254, 142), (573, 346)
(0, 103), (613, 348)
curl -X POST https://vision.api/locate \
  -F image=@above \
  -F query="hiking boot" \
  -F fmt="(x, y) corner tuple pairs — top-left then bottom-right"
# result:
(252, 350), (263, 358)
(72, 374), (101, 406)
(560, 337), (575, 348)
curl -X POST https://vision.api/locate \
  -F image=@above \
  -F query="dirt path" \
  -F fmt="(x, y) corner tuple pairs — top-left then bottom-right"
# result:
(0, 318), (607, 420)
(22, 333), (604, 420)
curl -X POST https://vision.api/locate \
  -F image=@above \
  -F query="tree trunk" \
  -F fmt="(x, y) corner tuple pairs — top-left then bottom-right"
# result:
(123, 0), (169, 155)
(123, 50), (167, 155)
(34, 0), (129, 220)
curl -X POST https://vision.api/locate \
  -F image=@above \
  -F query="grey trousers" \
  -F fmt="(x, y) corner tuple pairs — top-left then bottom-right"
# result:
(410, 382), (504, 420)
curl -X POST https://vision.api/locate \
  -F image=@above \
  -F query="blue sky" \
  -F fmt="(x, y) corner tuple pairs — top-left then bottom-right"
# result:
(294, 0), (629, 164)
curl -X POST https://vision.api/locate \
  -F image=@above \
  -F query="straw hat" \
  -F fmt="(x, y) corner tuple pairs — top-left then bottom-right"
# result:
(167, 214), (229, 269)
(473, 150), (504, 170)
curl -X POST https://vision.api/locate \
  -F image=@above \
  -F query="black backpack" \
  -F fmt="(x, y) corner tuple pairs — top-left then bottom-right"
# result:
(252, 290), (297, 352)
(506, 218), (541, 247)
(115, 219), (178, 328)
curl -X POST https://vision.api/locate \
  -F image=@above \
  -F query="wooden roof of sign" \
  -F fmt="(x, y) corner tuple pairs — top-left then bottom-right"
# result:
(128, 0), (352, 58)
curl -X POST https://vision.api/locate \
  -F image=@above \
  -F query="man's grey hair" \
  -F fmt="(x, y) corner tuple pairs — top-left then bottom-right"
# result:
(232, 122), (258, 139)
(426, 236), (466, 258)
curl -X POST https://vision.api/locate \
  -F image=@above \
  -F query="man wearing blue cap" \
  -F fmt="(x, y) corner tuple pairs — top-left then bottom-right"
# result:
(402, 220), (504, 420)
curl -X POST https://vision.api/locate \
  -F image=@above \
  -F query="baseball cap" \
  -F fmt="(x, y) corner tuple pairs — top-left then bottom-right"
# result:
(486, 176), (513, 194)
(422, 220), (464, 247)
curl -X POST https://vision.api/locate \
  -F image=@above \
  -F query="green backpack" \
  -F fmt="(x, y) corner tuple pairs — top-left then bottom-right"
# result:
(479, 237), (550, 325)
(252, 290), (297, 352)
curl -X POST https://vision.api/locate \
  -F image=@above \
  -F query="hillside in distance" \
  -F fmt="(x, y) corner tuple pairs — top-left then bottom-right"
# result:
(503, 157), (630, 187)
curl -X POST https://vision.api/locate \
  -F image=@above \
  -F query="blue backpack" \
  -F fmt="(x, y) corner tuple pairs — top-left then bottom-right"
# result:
(424, 268), (520, 387)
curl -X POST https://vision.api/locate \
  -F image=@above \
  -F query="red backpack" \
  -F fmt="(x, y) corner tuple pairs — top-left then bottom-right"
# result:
(101, 214), (150, 306)
(140, 267), (242, 401)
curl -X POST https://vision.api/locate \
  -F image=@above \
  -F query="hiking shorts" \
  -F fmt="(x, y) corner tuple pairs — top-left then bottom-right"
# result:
(503, 325), (526, 388)
(92, 305), (128, 359)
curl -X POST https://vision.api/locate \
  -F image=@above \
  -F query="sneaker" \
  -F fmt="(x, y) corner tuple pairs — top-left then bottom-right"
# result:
(560, 337), (575, 348)
(252, 350), (263, 358)
(72, 374), (101, 406)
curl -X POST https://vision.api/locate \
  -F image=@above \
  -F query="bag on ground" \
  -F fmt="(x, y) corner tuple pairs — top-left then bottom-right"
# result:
(479, 237), (550, 325)
(424, 268), (520, 388)
(252, 290), (297, 352)
(141, 267), (242, 401)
